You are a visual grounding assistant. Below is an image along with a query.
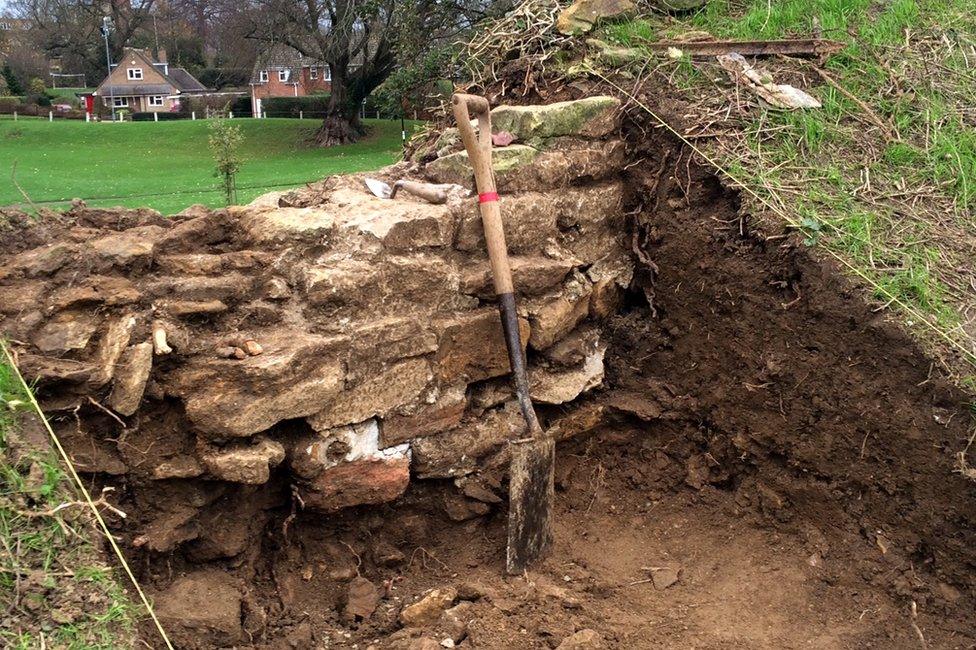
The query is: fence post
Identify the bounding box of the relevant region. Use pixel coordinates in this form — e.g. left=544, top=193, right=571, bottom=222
left=49, top=111, right=53, bottom=122
left=229, top=111, right=234, bottom=119
left=299, top=110, right=303, bottom=120
left=86, top=113, right=90, bottom=123
left=154, top=112, right=159, bottom=122
left=13, top=111, right=16, bottom=121
left=192, top=111, right=196, bottom=121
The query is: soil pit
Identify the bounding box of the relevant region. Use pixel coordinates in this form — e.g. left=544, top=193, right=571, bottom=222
left=135, top=152, right=975, bottom=649
left=2, top=98, right=975, bottom=649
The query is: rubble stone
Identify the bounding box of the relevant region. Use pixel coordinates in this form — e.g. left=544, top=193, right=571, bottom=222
left=526, top=277, right=593, bottom=350
left=90, top=315, right=137, bottom=386
left=242, top=207, right=336, bottom=245
left=33, top=311, right=98, bottom=353
left=202, top=438, right=286, bottom=484
left=531, top=344, right=606, bottom=405
left=412, top=405, right=525, bottom=478
left=90, top=226, right=163, bottom=268
left=107, top=342, right=153, bottom=416
left=427, top=145, right=539, bottom=187
left=557, top=0, right=635, bottom=34
left=155, top=571, right=243, bottom=647
left=299, top=456, right=410, bottom=511
left=381, top=384, right=468, bottom=447
left=400, top=587, right=458, bottom=627
left=460, top=257, right=576, bottom=297
left=173, top=332, right=346, bottom=437
left=308, top=357, right=432, bottom=431
left=433, top=309, right=529, bottom=384
left=556, top=628, right=604, bottom=649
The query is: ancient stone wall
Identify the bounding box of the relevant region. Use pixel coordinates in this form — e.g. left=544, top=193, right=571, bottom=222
left=0, top=97, right=633, bottom=555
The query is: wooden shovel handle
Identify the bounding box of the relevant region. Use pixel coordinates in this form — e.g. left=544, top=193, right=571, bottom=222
left=452, top=93, right=512, bottom=295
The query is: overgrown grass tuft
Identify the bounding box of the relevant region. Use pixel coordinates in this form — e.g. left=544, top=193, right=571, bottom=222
left=601, top=0, right=976, bottom=372
left=0, top=355, right=139, bottom=648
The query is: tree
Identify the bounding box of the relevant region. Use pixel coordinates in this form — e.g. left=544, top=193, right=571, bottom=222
left=209, top=116, right=243, bottom=205
left=2, top=65, right=24, bottom=96
left=254, top=0, right=494, bottom=145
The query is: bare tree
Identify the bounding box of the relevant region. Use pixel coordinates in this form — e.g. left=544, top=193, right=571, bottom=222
left=253, top=0, right=490, bottom=145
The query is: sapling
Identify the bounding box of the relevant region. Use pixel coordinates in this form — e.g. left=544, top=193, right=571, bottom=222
left=209, top=116, right=244, bottom=206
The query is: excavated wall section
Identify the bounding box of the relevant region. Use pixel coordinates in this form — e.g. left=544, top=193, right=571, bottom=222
left=0, top=97, right=634, bottom=587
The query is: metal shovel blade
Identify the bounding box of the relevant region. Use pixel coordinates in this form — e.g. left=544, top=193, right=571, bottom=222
left=506, top=436, right=555, bottom=574
left=364, top=177, right=392, bottom=199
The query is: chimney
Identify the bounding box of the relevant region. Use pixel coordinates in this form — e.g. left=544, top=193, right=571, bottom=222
left=157, top=48, right=168, bottom=64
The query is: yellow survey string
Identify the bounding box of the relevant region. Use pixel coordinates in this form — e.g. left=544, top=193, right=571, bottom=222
left=1, top=340, right=175, bottom=650
left=589, top=67, right=976, bottom=368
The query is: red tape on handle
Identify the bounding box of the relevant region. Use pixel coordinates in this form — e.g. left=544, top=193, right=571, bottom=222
left=478, top=191, right=499, bottom=204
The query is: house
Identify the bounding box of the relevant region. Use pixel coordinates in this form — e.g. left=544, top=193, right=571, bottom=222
left=93, top=48, right=207, bottom=113
left=249, top=44, right=331, bottom=117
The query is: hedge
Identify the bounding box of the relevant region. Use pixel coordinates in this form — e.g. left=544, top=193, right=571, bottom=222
left=132, top=112, right=185, bottom=121
left=262, top=95, right=331, bottom=117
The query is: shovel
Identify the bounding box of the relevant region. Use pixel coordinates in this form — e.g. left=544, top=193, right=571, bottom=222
left=363, top=177, right=454, bottom=204
left=451, top=93, right=555, bottom=575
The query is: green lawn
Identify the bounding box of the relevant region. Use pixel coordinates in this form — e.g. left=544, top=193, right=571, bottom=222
left=0, top=118, right=415, bottom=214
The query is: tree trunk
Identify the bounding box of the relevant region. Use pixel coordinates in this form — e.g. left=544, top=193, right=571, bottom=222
left=312, top=64, right=367, bottom=147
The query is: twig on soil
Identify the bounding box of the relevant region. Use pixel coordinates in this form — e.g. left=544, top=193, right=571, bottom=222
left=13, top=487, right=127, bottom=520
left=408, top=546, right=449, bottom=572
left=87, top=397, right=127, bottom=428
left=810, top=65, right=898, bottom=141
left=341, top=540, right=363, bottom=576
left=909, top=600, right=928, bottom=649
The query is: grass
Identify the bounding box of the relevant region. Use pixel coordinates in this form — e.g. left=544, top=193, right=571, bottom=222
left=600, top=0, right=976, bottom=374
left=0, top=117, right=417, bottom=215
left=0, top=356, right=140, bottom=648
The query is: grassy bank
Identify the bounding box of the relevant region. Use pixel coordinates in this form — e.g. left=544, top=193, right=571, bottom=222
left=0, top=117, right=416, bottom=214
left=599, top=0, right=976, bottom=379
left=0, top=358, right=140, bottom=648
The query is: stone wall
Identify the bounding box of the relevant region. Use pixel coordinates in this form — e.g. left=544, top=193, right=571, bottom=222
left=0, top=96, right=634, bottom=553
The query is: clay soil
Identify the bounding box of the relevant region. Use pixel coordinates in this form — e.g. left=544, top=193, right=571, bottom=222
left=128, top=134, right=976, bottom=649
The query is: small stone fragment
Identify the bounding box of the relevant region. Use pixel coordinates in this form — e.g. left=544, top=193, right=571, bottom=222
left=154, top=571, right=243, bottom=647
left=651, top=566, right=681, bottom=590
left=33, top=311, right=98, bottom=353
left=344, top=576, right=379, bottom=620
left=400, top=587, right=458, bottom=627
left=556, top=628, right=604, bottom=649
left=243, top=340, right=263, bottom=356
left=201, top=438, right=286, bottom=484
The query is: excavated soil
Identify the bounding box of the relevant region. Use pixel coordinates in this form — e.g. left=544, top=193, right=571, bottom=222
left=3, top=95, right=975, bottom=649
left=123, top=134, right=976, bottom=649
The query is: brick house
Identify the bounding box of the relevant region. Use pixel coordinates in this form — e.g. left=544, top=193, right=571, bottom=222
left=249, top=44, right=331, bottom=117
left=93, top=48, right=207, bottom=113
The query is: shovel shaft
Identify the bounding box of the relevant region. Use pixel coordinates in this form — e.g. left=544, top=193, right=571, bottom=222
left=452, top=93, right=539, bottom=431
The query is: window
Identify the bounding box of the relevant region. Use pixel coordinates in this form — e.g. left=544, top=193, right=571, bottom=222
left=148, top=95, right=164, bottom=107
left=112, top=97, right=129, bottom=107
left=127, top=68, right=143, bottom=80
left=324, top=66, right=331, bottom=81
left=278, top=69, right=289, bottom=82
left=259, top=70, right=268, bottom=83
left=309, top=67, right=318, bottom=80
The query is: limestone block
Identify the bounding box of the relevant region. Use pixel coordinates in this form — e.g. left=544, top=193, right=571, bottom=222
left=399, top=587, right=458, bottom=626
left=453, top=180, right=624, bottom=254
left=426, top=145, right=539, bottom=187
left=308, top=357, right=432, bottom=431
left=347, top=317, right=439, bottom=371
left=299, top=454, right=410, bottom=512
left=542, top=325, right=600, bottom=368
left=0, top=281, right=46, bottom=313
left=242, top=207, right=336, bottom=246
left=330, top=187, right=456, bottom=250
left=412, top=404, right=525, bottom=478
left=33, top=311, right=98, bottom=353
left=433, top=309, right=529, bottom=384
left=172, top=331, right=347, bottom=438
left=302, top=254, right=468, bottom=316
left=47, top=276, right=141, bottom=310
left=588, top=252, right=635, bottom=318
left=557, top=0, right=635, bottom=34
left=155, top=253, right=224, bottom=275
left=380, top=384, right=468, bottom=447
left=147, top=273, right=251, bottom=303
left=526, top=276, right=593, bottom=351
left=108, top=342, right=153, bottom=416
left=201, top=437, right=286, bottom=484
left=5, top=243, right=78, bottom=277
left=460, top=256, right=576, bottom=298
left=90, top=225, right=165, bottom=269
left=490, top=97, right=621, bottom=142
left=530, top=344, right=606, bottom=405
